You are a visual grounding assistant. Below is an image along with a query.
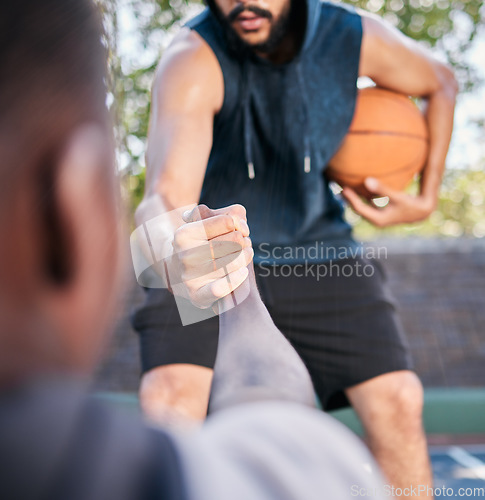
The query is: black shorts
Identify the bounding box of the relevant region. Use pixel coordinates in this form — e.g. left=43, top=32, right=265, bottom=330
left=131, top=258, right=413, bottom=411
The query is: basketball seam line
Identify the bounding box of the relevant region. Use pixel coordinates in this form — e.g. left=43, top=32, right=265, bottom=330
left=347, top=130, right=429, bottom=142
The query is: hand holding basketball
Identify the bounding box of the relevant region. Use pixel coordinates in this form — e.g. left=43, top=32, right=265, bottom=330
left=328, top=87, right=429, bottom=198
left=342, top=177, right=435, bottom=227
left=328, top=86, right=435, bottom=227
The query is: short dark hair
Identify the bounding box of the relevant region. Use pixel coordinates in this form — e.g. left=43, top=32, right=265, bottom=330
left=0, top=0, right=107, bottom=160
left=0, top=0, right=108, bottom=290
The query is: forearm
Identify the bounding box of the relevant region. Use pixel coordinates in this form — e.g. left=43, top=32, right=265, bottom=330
left=209, top=264, right=316, bottom=412
left=131, top=124, right=208, bottom=287
left=132, top=192, right=195, bottom=290
left=420, top=83, right=457, bottom=206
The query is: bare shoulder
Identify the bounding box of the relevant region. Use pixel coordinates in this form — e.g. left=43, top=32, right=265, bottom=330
left=358, top=10, right=455, bottom=94
left=358, top=10, right=417, bottom=77
left=152, top=27, right=224, bottom=114
left=359, top=10, right=405, bottom=50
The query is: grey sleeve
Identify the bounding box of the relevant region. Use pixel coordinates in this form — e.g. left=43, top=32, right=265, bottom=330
left=173, top=402, right=388, bottom=500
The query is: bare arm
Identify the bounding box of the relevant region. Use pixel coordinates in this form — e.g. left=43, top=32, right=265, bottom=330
left=139, top=204, right=315, bottom=423
left=133, top=30, right=253, bottom=305
left=139, top=28, right=222, bottom=211
left=163, top=206, right=315, bottom=414
left=210, top=263, right=316, bottom=412
left=135, top=32, right=252, bottom=423
left=343, top=13, right=458, bottom=227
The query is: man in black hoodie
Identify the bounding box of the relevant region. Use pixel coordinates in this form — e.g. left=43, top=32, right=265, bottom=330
left=0, top=1, right=387, bottom=499
left=133, top=0, right=458, bottom=494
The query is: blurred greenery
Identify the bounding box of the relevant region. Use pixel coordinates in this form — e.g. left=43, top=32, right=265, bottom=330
left=99, top=0, right=485, bottom=238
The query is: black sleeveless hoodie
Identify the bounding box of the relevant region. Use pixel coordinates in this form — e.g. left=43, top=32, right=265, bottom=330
left=186, top=0, right=363, bottom=264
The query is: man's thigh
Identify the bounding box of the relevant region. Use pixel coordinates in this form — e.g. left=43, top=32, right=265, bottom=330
left=132, top=287, right=220, bottom=374
left=256, top=259, right=414, bottom=411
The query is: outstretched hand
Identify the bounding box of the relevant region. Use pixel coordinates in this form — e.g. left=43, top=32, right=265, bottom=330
left=342, top=177, right=435, bottom=228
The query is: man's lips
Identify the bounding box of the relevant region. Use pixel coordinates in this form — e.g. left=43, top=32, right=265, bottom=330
left=235, top=13, right=266, bottom=31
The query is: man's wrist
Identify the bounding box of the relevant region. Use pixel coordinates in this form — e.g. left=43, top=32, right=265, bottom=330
left=419, top=168, right=442, bottom=213
left=418, top=192, right=437, bottom=215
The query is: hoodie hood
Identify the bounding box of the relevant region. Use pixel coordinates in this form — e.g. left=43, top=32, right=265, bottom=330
left=302, top=0, right=322, bottom=53
left=204, top=0, right=323, bottom=179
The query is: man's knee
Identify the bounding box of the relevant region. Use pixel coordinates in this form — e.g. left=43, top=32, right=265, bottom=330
left=140, top=364, right=213, bottom=422
left=370, top=371, right=424, bottom=433
left=349, top=371, right=425, bottom=435
left=388, top=371, right=424, bottom=423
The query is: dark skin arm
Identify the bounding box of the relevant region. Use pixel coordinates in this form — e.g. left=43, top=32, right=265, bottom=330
left=180, top=208, right=315, bottom=413
left=210, top=261, right=316, bottom=412
left=342, top=13, right=458, bottom=227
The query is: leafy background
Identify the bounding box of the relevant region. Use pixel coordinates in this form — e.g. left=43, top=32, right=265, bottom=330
left=97, top=0, right=485, bottom=239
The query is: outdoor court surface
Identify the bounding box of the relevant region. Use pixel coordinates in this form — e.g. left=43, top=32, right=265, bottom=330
left=430, top=445, right=485, bottom=497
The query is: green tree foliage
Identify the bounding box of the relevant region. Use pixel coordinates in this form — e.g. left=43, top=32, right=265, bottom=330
left=99, top=0, right=485, bottom=237
left=112, top=0, right=196, bottom=176
left=349, top=0, right=483, bottom=91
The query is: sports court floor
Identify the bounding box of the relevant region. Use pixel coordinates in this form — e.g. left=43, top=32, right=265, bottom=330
left=430, top=445, right=485, bottom=497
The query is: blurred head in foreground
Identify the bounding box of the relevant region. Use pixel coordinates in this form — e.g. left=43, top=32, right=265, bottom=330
left=0, top=0, right=122, bottom=387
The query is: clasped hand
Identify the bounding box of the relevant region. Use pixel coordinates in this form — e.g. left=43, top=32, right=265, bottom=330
left=169, top=204, right=254, bottom=309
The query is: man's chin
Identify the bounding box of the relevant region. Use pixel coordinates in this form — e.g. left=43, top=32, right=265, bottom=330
left=220, top=19, right=274, bottom=57
left=235, top=31, right=271, bottom=47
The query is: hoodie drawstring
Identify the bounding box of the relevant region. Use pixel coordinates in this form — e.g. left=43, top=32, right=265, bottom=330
left=242, top=60, right=313, bottom=179
left=243, top=60, right=255, bottom=179
left=296, top=61, right=312, bottom=174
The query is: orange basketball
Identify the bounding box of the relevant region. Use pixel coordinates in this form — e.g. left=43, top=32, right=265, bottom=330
left=327, top=87, right=429, bottom=197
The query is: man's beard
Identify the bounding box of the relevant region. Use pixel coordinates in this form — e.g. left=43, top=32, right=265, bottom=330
left=207, top=1, right=295, bottom=57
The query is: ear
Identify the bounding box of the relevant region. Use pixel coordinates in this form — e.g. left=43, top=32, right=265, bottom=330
left=55, top=125, right=116, bottom=283
left=40, top=124, right=123, bottom=371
